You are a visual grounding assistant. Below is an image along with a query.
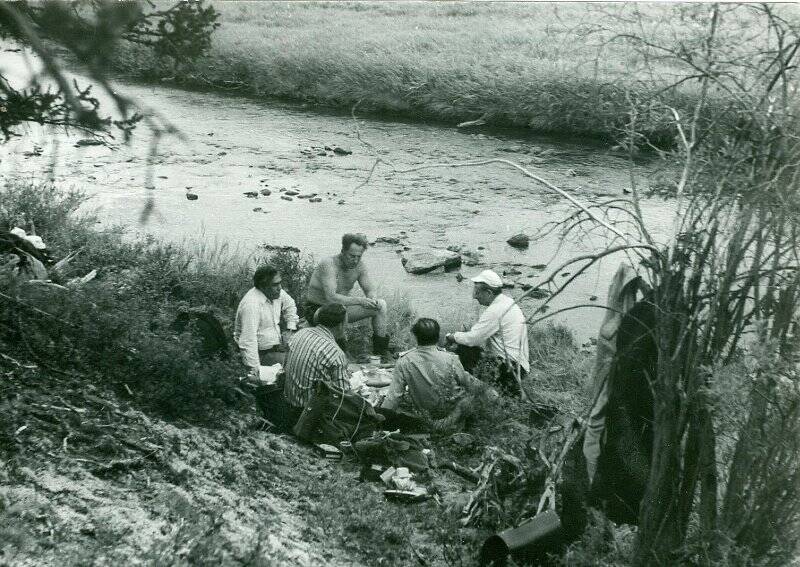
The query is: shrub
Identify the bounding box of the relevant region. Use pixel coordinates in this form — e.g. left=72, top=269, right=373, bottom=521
left=0, top=179, right=91, bottom=236
left=0, top=181, right=248, bottom=423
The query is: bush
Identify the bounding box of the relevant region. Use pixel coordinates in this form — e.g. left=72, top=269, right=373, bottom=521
left=0, top=179, right=91, bottom=236
left=0, top=181, right=250, bottom=423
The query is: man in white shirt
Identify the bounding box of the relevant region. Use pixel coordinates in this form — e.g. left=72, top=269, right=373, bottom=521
left=445, top=269, right=530, bottom=395
left=234, top=264, right=300, bottom=373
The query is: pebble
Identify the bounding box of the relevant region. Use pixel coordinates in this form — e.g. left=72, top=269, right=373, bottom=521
left=281, top=196, right=293, bottom=201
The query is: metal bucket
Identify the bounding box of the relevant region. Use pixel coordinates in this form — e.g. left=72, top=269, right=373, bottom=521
left=479, top=510, right=563, bottom=566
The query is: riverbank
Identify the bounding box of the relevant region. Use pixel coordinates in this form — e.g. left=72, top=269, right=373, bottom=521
left=1, top=180, right=604, bottom=565
left=109, top=2, right=731, bottom=146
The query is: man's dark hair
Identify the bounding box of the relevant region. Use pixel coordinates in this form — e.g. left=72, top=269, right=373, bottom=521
left=253, top=264, right=278, bottom=288
left=316, top=303, right=347, bottom=328
left=412, top=318, right=440, bottom=346
left=341, top=233, right=369, bottom=252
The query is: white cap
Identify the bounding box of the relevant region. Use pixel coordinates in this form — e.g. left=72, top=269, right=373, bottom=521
left=470, top=269, right=503, bottom=288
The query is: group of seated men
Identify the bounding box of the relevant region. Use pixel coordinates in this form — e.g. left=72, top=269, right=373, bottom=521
left=233, top=232, right=530, bottom=429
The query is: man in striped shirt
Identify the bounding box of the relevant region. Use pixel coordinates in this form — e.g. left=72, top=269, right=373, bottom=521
left=284, top=303, right=351, bottom=411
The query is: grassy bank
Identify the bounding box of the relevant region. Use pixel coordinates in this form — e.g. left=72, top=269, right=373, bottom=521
left=110, top=2, right=796, bottom=145
left=0, top=180, right=598, bottom=564
left=4, top=180, right=788, bottom=564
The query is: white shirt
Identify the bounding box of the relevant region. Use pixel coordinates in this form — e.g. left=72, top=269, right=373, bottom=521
left=453, top=293, right=530, bottom=372
left=234, top=287, right=299, bottom=369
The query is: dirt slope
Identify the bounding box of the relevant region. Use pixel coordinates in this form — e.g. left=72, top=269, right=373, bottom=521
left=1, top=369, right=368, bottom=566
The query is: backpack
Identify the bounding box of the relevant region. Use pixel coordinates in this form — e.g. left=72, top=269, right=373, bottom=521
left=292, top=381, right=385, bottom=445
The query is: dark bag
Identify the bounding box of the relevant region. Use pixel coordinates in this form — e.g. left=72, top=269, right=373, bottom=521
left=292, top=381, right=384, bottom=445
left=353, top=432, right=431, bottom=473
left=252, top=374, right=299, bottom=434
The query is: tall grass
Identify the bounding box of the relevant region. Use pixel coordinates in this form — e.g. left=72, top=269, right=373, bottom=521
left=110, top=2, right=796, bottom=144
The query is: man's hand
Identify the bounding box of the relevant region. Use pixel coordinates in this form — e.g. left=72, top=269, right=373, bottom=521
left=281, top=330, right=295, bottom=347
left=359, top=297, right=380, bottom=310
left=242, top=367, right=260, bottom=387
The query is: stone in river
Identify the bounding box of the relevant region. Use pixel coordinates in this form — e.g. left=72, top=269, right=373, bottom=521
left=332, top=146, right=352, bottom=156
left=74, top=138, right=105, bottom=147
left=243, top=191, right=259, bottom=198
left=260, top=189, right=272, bottom=196
left=376, top=236, right=401, bottom=245
left=503, top=268, right=522, bottom=276
left=253, top=207, right=263, bottom=212
left=463, top=256, right=480, bottom=267
left=186, top=192, right=198, bottom=201
left=284, top=190, right=299, bottom=196
left=401, top=249, right=462, bottom=275
left=506, top=233, right=529, bottom=249
left=281, top=196, right=293, bottom=201
left=528, top=288, right=550, bottom=299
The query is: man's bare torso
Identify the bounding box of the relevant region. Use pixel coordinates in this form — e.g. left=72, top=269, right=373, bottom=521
left=306, top=255, right=364, bottom=303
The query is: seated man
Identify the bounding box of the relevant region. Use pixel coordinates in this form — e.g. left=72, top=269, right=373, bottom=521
left=234, top=264, right=299, bottom=375
left=382, top=317, right=490, bottom=430
left=304, top=232, right=390, bottom=356
left=284, top=303, right=352, bottom=421
left=445, top=269, right=530, bottom=394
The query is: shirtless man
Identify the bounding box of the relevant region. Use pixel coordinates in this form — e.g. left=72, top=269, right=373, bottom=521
left=305, top=233, right=390, bottom=356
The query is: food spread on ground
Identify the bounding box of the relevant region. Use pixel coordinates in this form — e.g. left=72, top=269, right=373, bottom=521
left=349, top=363, right=394, bottom=406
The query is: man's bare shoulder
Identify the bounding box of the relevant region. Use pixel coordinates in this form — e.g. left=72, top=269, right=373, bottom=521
left=316, top=256, right=337, bottom=272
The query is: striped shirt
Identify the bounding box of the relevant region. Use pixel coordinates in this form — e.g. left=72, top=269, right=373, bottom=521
left=284, top=326, right=351, bottom=408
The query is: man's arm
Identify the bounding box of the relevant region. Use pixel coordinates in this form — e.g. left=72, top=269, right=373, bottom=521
left=280, top=290, right=299, bottom=330
left=327, top=355, right=352, bottom=392
left=451, top=356, right=483, bottom=391
left=357, top=264, right=377, bottom=299
left=451, top=304, right=501, bottom=347
left=235, top=300, right=261, bottom=371
left=381, top=364, right=407, bottom=410
left=318, top=259, right=370, bottom=307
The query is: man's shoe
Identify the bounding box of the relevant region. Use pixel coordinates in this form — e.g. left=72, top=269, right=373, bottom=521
left=372, top=334, right=390, bottom=356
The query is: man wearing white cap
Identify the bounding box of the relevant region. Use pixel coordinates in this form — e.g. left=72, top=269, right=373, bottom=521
left=445, top=269, right=530, bottom=394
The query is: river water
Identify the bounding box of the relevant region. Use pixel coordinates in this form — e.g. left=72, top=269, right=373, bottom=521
left=3, top=47, right=676, bottom=342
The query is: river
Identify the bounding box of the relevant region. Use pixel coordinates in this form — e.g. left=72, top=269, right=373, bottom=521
left=2, top=47, right=676, bottom=343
